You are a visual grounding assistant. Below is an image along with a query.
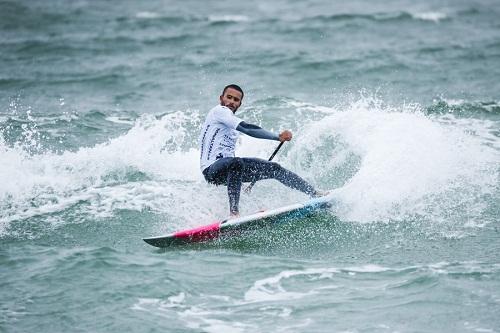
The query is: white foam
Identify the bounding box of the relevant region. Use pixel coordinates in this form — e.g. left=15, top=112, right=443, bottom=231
left=136, top=11, right=161, bottom=19
left=412, top=12, right=447, bottom=22
left=132, top=293, right=186, bottom=312
left=208, top=15, right=250, bottom=23
left=105, top=116, right=134, bottom=125
left=289, top=98, right=499, bottom=223
left=0, top=112, right=205, bottom=233
left=345, top=264, right=390, bottom=273
left=245, top=264, right=394, bottom=303
left=245, top=267, right=340, bottom=302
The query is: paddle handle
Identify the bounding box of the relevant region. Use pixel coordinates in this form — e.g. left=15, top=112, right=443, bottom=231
left=245, top=141, right=285, bottom=193
left=267, top=141, right=284, bottom=161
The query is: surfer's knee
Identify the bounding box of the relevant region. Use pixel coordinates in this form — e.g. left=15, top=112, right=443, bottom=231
left=269, top=161, right=282, bottom=172
left=229, top=157, right=244, bottom=172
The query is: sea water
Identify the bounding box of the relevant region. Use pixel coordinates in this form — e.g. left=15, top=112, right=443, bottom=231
left=1, top=0, right=499, bottom=332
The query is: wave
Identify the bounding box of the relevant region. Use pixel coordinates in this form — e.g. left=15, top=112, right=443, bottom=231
left=411, top=11, right=448, bottom=22
left=208, top=15, right=250, bottom=24
left=287, top=97, right=499, bottom=223
left=301, top=10, right=449, bottom=23
left=245, top=261, right=499, bottom=302
left=131, top=260, right=500, bottom=331
left=117, top=12, right=250, bottom=26
left=426, top=99, right=500, bottom=116
left=0, top=111, right=203, bottom=235
left=0, top=96, right=498, bottom=238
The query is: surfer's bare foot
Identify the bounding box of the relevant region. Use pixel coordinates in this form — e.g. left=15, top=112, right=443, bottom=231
left=229, top=212, right=240, bottom=219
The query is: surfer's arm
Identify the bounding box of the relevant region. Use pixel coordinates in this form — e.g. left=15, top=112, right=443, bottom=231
left=236, top=121, right=280, bottom=141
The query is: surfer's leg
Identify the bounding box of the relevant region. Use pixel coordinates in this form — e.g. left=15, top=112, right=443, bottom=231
left=203, top=157, right=243, bottom=215
left=241, top=158, right=317, bottom=196
left=226, top=158, right=244, bottom=215
left=202, top=157, right=232, bottom=185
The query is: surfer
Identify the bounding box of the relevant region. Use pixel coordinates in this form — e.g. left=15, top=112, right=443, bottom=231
left=199, top=84, right=325, bottom=218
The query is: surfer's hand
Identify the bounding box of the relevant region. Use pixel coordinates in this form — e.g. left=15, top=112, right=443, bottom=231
left=279, top=130, right=292, bottom=142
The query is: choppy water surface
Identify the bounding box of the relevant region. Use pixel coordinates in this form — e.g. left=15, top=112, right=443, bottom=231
left=1, top=0, right=499, bottom=332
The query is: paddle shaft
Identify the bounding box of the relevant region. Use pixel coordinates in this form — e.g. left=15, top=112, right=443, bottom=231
left=245, top=141, right=285, bottom=193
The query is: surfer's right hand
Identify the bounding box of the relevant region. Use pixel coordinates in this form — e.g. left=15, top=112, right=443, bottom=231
left=279, top=130, right=292, bottom=142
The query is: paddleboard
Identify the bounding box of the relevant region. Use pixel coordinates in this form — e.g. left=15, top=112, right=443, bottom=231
left=143, top=191, right=336, bottom=248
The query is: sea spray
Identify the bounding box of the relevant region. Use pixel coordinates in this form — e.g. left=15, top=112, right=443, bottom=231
left=289, top=97, right=499, bottom=225
left=1, top=97, right=498, bottom=238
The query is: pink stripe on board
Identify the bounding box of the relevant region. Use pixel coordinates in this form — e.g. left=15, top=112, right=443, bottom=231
left=174, top=222, right=221, bottom=242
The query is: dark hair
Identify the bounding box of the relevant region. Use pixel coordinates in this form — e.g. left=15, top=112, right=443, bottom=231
left=222, top=84, right=244, bottom=99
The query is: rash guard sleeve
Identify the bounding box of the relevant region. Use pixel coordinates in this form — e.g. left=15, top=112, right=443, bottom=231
left=236, top=121, right=280, bottom=141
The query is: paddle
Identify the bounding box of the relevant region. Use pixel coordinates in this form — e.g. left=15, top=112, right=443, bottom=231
left=244, top=141, right=285, bottom=194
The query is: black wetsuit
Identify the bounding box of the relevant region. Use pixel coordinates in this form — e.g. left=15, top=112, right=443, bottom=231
left=202, top=157, right=316, bottom=215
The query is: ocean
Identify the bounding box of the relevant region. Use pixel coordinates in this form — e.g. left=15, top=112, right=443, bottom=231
left=1, top=0, right=499, bottom=332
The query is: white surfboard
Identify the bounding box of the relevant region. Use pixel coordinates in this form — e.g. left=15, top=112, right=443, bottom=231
left=143, top=191, right=336, bottom=248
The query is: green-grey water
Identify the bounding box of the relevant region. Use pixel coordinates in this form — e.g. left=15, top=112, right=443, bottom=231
left=1, top=0, right=499, bottom=332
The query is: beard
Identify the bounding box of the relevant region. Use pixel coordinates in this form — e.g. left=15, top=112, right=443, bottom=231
left=221, top=101, right=239, bottom=112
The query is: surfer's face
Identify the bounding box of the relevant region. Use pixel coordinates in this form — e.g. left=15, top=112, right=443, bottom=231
left=220, top=88, right=242, bottom=112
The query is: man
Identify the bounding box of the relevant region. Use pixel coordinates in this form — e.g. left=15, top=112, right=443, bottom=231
left=199, top=84, right=324, bottom=218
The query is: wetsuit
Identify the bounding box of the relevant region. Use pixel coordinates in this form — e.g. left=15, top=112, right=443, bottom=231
left=199, top=105, right=316, bottom=215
